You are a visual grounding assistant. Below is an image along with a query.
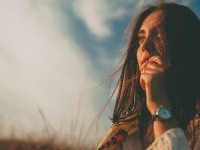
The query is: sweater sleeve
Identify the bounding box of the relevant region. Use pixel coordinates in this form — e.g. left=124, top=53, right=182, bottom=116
left=147, top=128, right=191, bottom=150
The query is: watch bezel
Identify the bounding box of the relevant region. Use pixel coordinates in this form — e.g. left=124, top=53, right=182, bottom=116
left=152, top=105, right=173, bottom=121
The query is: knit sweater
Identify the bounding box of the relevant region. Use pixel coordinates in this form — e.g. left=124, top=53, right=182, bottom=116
left=97, top=114, right=200, bottom=150
left=122, top=128, right=199, bottom=150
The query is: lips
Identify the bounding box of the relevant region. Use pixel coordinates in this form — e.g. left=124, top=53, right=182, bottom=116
left=141, top=56, right=150, bottom=66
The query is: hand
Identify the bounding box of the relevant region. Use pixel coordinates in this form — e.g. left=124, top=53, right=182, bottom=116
left=140, top=56, right=170, bottom=114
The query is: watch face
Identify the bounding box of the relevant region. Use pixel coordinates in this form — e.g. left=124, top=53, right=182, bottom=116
left=157, top=107, right=172, bottom=120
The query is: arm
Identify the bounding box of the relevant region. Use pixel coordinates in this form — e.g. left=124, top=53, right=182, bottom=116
left=140, top=56, right=179, bottom=139
left=140, top=56, right=191, bottom=149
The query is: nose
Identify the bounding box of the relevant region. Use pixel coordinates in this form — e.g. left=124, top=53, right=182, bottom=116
left=140, top=37, right=155, bottom=53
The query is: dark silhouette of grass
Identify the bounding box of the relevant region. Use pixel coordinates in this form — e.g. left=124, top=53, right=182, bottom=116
left=0, top=138, right=94, bottom=150
left=0, top=103, right=98, bottom=150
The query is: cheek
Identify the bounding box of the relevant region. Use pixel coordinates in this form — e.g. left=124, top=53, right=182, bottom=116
left=136, top=48, right=142, bottom=65
left=136, top=51, right=139, bottom=62
left=136, top=48, right=140, bottom=60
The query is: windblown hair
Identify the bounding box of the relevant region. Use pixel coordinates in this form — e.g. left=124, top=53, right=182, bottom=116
left=112, top=1, right=200, bottom=149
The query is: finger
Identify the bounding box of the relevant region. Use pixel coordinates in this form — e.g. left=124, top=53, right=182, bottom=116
left=140, top=56, right=163, bottom=70
left=140, top=68, right=163, bottom=91
left=140, top=60, right=158, bottom=71
left=141, top=67, right=166, bottom=76
left=140, top=68, right=158, bottom=74
left=146, top=62, right=160, bottom=69
left=147, top=57, right=168, bottom=71
left=139, top=70, right=155, bottom=91
left=141, top=62, right=163, bottom=73
left=140, top=56, right=167, bottom=74
left=148, top=56, right=163, bottom=65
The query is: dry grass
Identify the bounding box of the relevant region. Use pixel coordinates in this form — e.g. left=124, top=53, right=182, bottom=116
left=0, top=105, right=98, bottom=150
left=0, top=138, right=95, bottom=150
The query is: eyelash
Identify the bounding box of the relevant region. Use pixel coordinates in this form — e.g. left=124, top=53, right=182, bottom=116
left=138, top=36, right=145, bottom=44
left=138, top=33, right=161, bottom=45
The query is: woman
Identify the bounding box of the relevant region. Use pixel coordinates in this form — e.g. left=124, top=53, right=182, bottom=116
left=97, top=1, right=200, bottom=150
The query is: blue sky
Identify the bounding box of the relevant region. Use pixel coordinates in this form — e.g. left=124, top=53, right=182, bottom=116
left=0, top=0, right=199, bottom=146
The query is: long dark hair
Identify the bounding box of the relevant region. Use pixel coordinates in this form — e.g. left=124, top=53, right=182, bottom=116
left=112, top=2, right=200, bottom=149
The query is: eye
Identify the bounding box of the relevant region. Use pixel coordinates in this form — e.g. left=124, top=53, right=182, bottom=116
left=138, top=36, right=145, bottom=44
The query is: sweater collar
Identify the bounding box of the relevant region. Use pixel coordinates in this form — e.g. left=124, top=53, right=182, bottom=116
left=97, top=114, right=139, bottom=150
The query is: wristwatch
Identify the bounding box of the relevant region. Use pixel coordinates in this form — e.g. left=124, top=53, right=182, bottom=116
left=152, top=105, right=173, bottom=121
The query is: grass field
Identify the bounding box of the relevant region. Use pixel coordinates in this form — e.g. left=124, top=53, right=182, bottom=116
left=0, top=106, right=100, bottom=150
left=0, top=138, right=95, bottom=150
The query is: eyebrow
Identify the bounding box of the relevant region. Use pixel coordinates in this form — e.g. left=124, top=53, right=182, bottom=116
left=138, top=29, right=145, bottom=36
left=138, top=24, right=162, bottom=37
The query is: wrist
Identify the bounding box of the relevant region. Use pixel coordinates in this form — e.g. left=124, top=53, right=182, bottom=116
left=153, top=117, right=179, bottom=139
left=147, top=101, right=171, bottom=115
left=145, top=87, right=171, bottom=114
left=151, top=105, right=178, bottom=139
left=151, top=105, right=173, bottom=122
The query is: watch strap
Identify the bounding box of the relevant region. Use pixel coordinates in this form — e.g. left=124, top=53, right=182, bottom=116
left=151, top=105, right=173, bottom=122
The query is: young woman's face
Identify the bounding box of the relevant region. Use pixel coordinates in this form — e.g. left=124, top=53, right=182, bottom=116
left=137, top=10, right=163, bottom=71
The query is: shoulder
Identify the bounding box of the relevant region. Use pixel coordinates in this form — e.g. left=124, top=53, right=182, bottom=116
left=122, top=131, right=142, bottom=150
left=147, top=128, right=190, bottom=150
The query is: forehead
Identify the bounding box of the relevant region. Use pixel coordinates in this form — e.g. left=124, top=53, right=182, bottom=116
left=140, top=10, right=163, bottom=31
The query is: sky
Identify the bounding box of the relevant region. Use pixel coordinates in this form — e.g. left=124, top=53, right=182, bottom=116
left=0, top=0, right=199, bottom=147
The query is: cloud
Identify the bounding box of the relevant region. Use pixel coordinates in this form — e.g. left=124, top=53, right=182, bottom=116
left=174, top=0, right=194, bottom=6
left=72, top=0, right=133, bottom=38
left=0, top=0, right=100, bottom=144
